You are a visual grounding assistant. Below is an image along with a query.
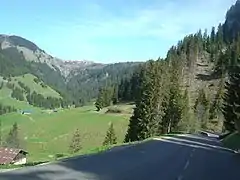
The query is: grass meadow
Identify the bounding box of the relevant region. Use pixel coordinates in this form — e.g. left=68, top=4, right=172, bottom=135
left=0, top=104, right=133, bottom=162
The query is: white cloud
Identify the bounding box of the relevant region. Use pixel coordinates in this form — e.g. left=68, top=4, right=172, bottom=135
left=40, top=0, right=237, bottom=61
left=57, top=0, right=235, bottom=39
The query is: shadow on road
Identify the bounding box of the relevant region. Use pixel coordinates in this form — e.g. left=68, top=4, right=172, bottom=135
left=0, top=135, right=238, bottom=180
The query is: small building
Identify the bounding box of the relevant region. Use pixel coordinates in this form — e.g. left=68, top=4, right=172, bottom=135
left=0, top=147, right=28, bottom=165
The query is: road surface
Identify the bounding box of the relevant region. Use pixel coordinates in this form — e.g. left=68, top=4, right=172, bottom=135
left=0, top=134, right=240, bottom=180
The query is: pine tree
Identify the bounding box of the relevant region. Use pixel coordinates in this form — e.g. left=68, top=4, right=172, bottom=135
left=216, top=23, right=224, bottom=50
left=95, top=89, right=104, bottom=111
left=162, top=86, right=182, bottom=133
left=112, top=86, right=118, bottom=105
left=124, top=64, right=152, bottom=142
left=5, top=122, right=20, bottom=148
left=210, top=26, right=216, bottom=44
left=103, top=122, right=117, bottom=146
left=194, top=89, right=210, bottom=130
left=177, top=89, right=192, bottom=133
left=162, top=55, right=184, bottom=134
left=222, top=63, right=240, bottom=133
left=124, top=61, right=166, bottom=142
left=69, top=129, right=82, bottom=154
left=209, top=77, right=225, bottom=120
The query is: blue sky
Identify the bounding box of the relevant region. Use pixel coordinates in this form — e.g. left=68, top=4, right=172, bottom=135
left=0, top=0, right=237, bottom=63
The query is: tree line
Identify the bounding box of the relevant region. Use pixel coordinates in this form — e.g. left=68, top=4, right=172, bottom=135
left=0, top=103, right=16, bottom=115
left=94, top=21, right=240, bottom=142
left=2, top=80, right=68, bottom=110
left=26, top=91, right=68, bottom=109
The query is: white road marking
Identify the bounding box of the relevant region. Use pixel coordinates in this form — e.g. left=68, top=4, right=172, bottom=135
left=184, top=160, right=190, bottom=170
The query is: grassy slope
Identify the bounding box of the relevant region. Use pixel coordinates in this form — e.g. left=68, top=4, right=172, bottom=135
left=0, top=74, right=132, bottom=162
left=0, top=105, right=131, bottom=162
left=0, top=85, right=36, bottom=110
left=11, top=74, right=61, bottom=98
left=0, top=73, right=61, bottom=109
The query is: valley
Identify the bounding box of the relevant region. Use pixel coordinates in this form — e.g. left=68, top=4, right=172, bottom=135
left=0, top=104, right=133, bottom=162
left=0, top=1, right=240, bottom=176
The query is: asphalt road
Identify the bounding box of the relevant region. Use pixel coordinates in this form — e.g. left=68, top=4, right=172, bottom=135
left=0, top=134, right=240, bottom=180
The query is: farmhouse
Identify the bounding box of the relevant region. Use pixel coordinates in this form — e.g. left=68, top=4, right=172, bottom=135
left=0, top=147, right=28, bottom=165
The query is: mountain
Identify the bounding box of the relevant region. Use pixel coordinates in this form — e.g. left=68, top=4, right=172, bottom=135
left=223, top=0, right=240, bottom=41
left=0, top=35, right=99, bottom=77
left=0, top=34, right=140, bottom=107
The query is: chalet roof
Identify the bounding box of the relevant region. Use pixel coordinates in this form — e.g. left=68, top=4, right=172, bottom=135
left=0, top=147, right=28, bottom=164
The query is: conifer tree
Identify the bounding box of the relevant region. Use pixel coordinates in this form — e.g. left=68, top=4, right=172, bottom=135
left=162, top=55, right=184, bottom=133
left=124, top=63, right=153, bottom=142
left=209, top=77, right=225, bottom=120
left=177, top=89, right=192, bottom=133
left=162, top=86, right=182, bottom=133
left=69, top=129, right=82, bottom=154
left=103, top=122, right=117, bottom=146
left=95, top=88, right=104, bottom=111
left=112, top=86, right=118, bottom=105
left=222, top=63, right=240, bottom=132
left=125, top=61, right=166, bottom=142
left=194, top=89, right=210, bottom=130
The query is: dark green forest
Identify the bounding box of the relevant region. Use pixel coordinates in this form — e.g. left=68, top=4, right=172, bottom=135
left=95, top=1, right=240, bottom=141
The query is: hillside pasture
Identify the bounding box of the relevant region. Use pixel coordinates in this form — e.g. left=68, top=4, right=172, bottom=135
left=0, top=74, right=61, bottom=110
left=12, top=74, right=61, bottom=98
left=0, top=105, right=131, bottom=162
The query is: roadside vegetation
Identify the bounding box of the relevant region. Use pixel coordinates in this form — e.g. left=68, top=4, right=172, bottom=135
left=222, top=132, right=240, bottom=150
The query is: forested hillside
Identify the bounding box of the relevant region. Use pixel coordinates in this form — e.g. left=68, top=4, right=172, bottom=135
left=95, top=0, right=240, bottom=140
left=0, top=35, right=140, bottom=107
left=0, top=73, right=66, bottom=113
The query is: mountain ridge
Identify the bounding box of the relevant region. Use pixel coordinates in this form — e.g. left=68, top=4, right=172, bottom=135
left=0, top=34, right=101, bottom=78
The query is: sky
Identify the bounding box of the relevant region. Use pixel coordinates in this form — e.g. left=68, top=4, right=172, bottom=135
left=0, top=0, right=237, bottom=63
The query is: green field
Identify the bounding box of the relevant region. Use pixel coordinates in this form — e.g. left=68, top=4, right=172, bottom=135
left=0, top=104, right=133, bottom=162
left=11, top=74, right=61, bottom=98
left=0, top=84, right=36, bottom=110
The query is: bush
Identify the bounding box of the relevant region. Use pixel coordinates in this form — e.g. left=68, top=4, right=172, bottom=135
left=219, top=132, right=232, bottom=140
left=105, top=107, right=123, bottom=114
left=222, top=132, right=240, bottom=150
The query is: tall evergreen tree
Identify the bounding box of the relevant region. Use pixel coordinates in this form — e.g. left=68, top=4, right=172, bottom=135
left=112, top=86, right=118, bottom=105
left=177, top=89, right=193, bottom=133
left=194, top=89, right=210, bottom=130
left=69, top=129, right=82, bottom=154
left=162, top=57, right=183, bottom=133
left=103, top=122, right=117, bottom=146
left=124, top=61, right=166, bottom=142
left=222, top=63, right=240, bottom=132
left=216, top=23, right=224, bottom=49
left=209, top=77, right=225, bottom=120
